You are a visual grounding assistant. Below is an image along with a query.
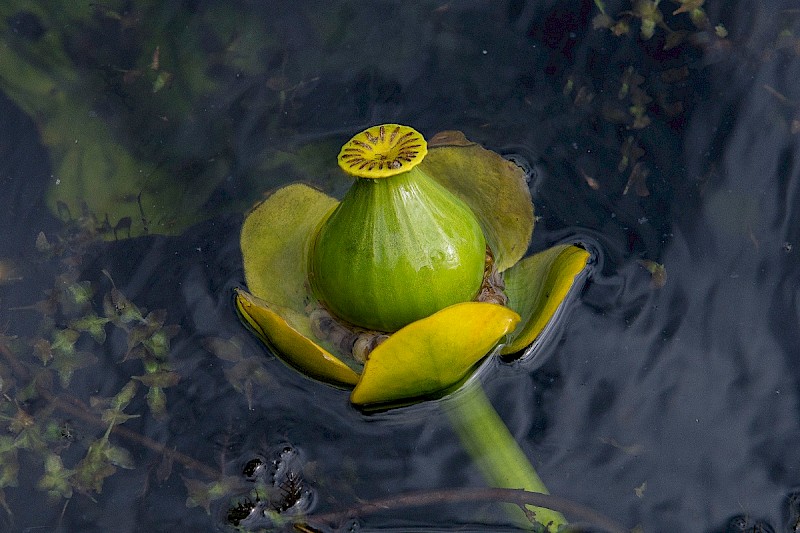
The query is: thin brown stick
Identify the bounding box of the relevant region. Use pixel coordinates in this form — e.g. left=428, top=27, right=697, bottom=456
left=304, top=487, right=628, bottom=533
left=53, top=393, right=220, bottom=479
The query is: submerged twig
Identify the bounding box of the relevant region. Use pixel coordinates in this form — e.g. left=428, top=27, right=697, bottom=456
left=302, top=487, right=628, bottom=533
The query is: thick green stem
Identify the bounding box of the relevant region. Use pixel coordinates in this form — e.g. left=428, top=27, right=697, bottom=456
left=443, top=382, right=567, bottom=531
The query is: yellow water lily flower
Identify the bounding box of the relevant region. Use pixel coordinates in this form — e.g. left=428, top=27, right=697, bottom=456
left=235, top=124, right=590, bottom=410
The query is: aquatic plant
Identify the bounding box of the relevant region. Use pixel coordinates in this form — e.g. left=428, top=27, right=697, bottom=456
left=0, top=1, right=275, bottom=238
left=236, top=124, right=591, bottom=530
left=0, top=211, right=206, bottom=528
left=0, top=126, right=619, bottom=532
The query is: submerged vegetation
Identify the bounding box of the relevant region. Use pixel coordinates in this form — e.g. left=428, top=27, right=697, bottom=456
left=0, top=0, right=798, bottom=531
left=0, top=212, right=185, bottom=514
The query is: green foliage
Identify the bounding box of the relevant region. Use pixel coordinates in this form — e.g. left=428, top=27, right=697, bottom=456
left=203, top=337, right=276, bottom=410
left=73, top=440, right=119, bottom=494
left=0, top=213, right=187, bottom=513
left=0, top=206, right=327, bottom=530
left=94, top=381, right=140, bottom=428
left=0, top=1, right=233, bottom=237
left=0, top=436, right=19, bottom=489
left=49, top=329, right=98, bottom=387
left=184, top=476, right=241, bottom=515
left=38, top=453, right=74, bottom=500
left=69, top=313, right=111, bottom=344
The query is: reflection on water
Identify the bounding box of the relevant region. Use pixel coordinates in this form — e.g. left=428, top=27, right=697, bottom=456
left=1, top=0, right=800, bottom=531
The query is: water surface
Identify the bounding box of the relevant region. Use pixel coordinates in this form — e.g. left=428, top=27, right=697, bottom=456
left=1, top=1, right=799, bottom=531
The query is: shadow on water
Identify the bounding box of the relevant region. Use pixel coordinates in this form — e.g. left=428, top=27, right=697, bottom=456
left=1, top=0, right=800, bottom=532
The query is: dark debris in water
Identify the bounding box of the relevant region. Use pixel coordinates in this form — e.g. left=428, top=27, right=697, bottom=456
left=224, top=444, right=315, bottom=529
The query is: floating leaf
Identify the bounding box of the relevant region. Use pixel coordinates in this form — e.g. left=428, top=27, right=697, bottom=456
left=235, top=290, right=359, bottom=387
left=351, top=303, right=520, bottom=408
left=113, top=217, right=132, bottom=239
left=37, top=96, right=221, bottom=238
left=421, top=131, right=534, bottom=272
left=501, top=245, right=590, bottom=355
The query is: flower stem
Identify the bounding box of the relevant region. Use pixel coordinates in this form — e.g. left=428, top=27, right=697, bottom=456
left=443, top=381, right=567, bottom=531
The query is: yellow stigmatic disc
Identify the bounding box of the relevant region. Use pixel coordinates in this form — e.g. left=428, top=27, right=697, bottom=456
left=338, top=124, right=428, bottom=178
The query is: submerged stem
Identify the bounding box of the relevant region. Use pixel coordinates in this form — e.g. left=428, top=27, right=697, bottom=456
left=443, top=381, right=567, bottom=531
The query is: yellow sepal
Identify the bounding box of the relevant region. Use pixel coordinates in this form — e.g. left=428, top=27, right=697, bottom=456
left=351, top=302, right=520, bottom=407
left=235, top=289, right=359, bottom=387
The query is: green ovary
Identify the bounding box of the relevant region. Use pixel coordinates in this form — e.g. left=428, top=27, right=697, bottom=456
left=309, top=166, right=486, bottom=332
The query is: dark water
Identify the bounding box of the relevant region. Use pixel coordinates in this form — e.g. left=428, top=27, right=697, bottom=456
left=1, top=1, right=799, bottom=531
